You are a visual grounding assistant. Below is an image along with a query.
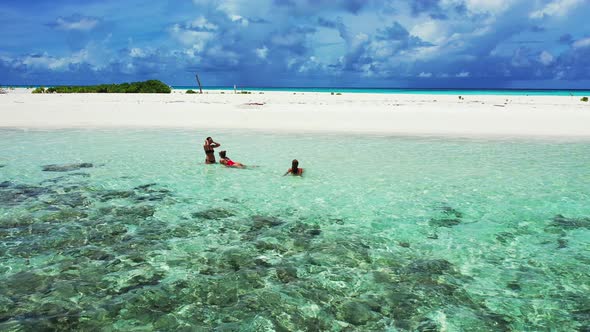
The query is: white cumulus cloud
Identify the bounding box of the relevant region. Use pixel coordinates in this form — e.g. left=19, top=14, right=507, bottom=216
left=189, top=17, right=218, bottom=31
left=539, top=51, right=554, bottom=65
left=129, top=48, right=147, bottom=58
left=255, top=46, right=268, bottom=59
left=52, top=16, right=100, bottom=31
left=230, top=15, right=249, bottom=26
left=18, top=50, right=88, bottom=71
left=530, top=0, right=583, bottom=19
left=573, top=37, right=590, bottom=49
left=169, top=23, right=215, bottom=52
left=464, top=0, right=515, bottom=14
left=411, top=21, right=448, bottom=44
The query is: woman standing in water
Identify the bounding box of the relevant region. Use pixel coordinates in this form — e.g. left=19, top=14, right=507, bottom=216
left=284, top=159, right=303, bottom=176
left=204, top=137, right=221, bottom=164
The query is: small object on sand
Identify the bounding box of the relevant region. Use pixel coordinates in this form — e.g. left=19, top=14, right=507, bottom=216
left=195, top=73, right=203, bottom=94
left=245, top=102, right=265, bottom=106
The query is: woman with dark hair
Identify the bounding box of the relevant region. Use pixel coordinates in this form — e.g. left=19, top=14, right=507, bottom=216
left=219, top=150, right=245, bottom=168
left=284, top=159, right=303, bottom=176
left=204, top=137, right=221, bottom=164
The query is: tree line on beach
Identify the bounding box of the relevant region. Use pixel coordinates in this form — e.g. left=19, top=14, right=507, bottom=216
left=31, top=80, right=171, bottom=94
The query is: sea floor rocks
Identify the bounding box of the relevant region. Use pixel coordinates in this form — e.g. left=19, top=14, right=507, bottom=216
left=337, top=301, right=377, bottom=326
left=42, top=163, right=93, bottom=172
left=99, top=204, right=156, bottom=221
left=429, top=205, right=464, bottom=228
left=192, top=208, right=235, bottom=220
left=0, top=182, right=54, bottom=206
left=43, top=191, right=92, bottom=208
left=276, top=265, right=298, bottom=283
left=550, top=214, right=590, bottom=230
left=96, top=184, right=172, bottom=204
left=251, top=215, right=284, bottom=230
left=1, top=168, right=587, bottom=330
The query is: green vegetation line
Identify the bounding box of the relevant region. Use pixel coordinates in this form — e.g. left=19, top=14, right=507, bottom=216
left=32, top=80, right=171, bottom=94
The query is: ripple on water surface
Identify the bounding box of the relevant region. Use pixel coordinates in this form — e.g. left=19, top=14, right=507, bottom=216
left=0, top=129, right=589, bottom=330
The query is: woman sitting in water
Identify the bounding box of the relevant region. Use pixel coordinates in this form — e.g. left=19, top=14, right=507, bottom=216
left=219, top=150, right=245, bottom=168
left=284, top=159, right=303, bottom=176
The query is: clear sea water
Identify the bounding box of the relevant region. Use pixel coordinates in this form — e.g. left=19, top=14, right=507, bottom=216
left=7, top=84, right=590, bottom=96
left=0, top=129, right=589, bottom=331
left=173, top=86, right=590, bottom=96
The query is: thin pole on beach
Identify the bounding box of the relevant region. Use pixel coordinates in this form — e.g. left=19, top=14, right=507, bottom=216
left=195, top=74, right=203, bottom=94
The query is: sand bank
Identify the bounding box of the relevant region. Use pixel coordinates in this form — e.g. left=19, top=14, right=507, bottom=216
left=1, top=88, right=589, bottom=138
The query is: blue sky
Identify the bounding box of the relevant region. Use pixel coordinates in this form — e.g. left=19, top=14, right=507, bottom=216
left=1, top=0, right=589, bottom=88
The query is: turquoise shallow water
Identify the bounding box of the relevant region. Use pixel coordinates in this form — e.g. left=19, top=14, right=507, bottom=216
left=0, top=129, right=589, bottom=331
left=8, top=85, right=590, bottom=96
left=173, top=86, right=590, bottom=96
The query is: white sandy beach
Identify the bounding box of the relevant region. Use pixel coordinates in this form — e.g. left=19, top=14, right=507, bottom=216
left=1, top=88, right=589, bottom=138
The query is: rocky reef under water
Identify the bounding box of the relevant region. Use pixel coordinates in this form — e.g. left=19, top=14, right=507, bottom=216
left=0, top=163, right=588, bottom=331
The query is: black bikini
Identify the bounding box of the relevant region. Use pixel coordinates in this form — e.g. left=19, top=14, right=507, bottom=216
left=205, top=149, right=215, bottom=162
